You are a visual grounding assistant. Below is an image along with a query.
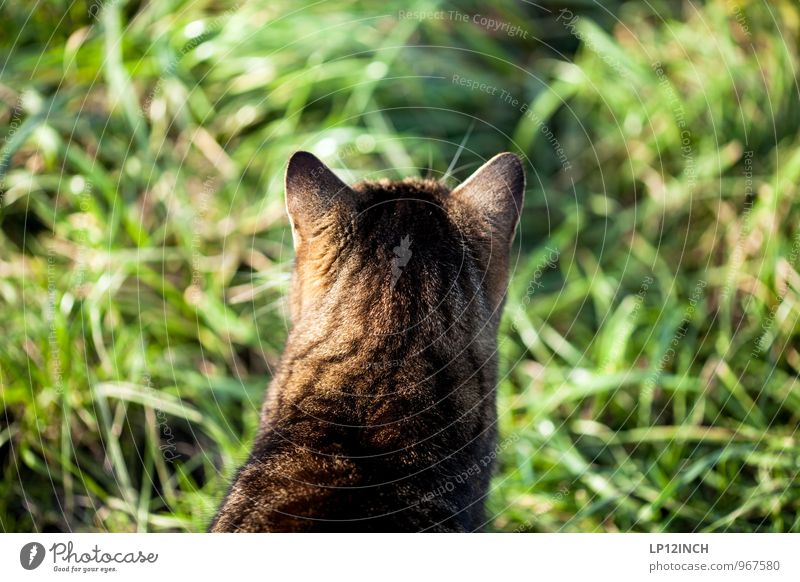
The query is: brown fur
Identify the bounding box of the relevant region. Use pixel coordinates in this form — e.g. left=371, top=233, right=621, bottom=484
left=211, top=151, right=524, bottom=532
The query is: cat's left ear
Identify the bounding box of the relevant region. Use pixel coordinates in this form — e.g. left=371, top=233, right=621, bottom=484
left=451, top=153, right=525, bottom=245
left=285, top=151, right=355, bottom=238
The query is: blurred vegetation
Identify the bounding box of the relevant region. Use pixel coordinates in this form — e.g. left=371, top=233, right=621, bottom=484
left=1, top=0, right=799, bottom=532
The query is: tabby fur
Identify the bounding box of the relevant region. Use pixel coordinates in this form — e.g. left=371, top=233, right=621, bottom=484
left=211, top=151, right=524, bottom=532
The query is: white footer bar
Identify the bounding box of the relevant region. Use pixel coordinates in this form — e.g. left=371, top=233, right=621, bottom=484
left=1, top=533, right=797, bottom=581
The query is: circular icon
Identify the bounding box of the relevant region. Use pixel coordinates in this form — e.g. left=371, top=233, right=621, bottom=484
left=20, top=542, right=46, bottom=570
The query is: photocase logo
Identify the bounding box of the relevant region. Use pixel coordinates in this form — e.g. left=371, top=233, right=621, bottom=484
left=390, top=235, right=412, bottom=288
left=20, top=542, right=46, bottom=570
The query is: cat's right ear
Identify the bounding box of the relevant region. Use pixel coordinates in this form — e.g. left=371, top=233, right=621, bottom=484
left=451, top=152, right=525, bottom=246
left=285, top=151, right=354, bottom=239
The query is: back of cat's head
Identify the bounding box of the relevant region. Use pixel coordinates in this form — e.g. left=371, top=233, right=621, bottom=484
left=284, top=151, right=524, bottom=333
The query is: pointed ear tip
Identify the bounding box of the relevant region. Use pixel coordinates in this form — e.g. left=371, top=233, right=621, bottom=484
left=284, top=150, right=352, bottom=217
left=289, top=150, right=315, bottom=160
left=493, top=152, right=524, bottom=172
left=287, top=150, right=320, bottom=171
left=285, top=151, right=329, bottom=191
left=493, top=152, right=526, bottom=195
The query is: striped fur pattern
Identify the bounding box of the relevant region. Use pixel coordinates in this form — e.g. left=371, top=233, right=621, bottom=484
left=211, top=151, right=524, bottom=532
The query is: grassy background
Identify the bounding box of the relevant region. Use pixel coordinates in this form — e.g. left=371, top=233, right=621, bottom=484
left=1, top=0, right=800, bottom=532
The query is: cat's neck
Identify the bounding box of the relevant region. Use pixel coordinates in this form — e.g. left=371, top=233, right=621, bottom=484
left=278, top=306, right=488, bottom=392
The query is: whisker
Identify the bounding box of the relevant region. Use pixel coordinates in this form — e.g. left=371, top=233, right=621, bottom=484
left=442, top=121, right=475, bottom=184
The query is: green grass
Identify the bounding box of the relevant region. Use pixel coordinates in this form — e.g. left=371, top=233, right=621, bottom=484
left=1, top=0, right=799, bottom=532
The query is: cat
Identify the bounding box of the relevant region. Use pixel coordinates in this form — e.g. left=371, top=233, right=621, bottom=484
left=211, top=150, right=524, bottom=532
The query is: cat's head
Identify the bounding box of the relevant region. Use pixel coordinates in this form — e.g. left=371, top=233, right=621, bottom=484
left=284, top=151, right=524, bottom=335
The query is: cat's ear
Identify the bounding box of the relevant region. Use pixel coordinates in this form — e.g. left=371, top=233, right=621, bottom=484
left=285, top=151, right=354, bottom=235
left=451, top=152, right=525, bottom=244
